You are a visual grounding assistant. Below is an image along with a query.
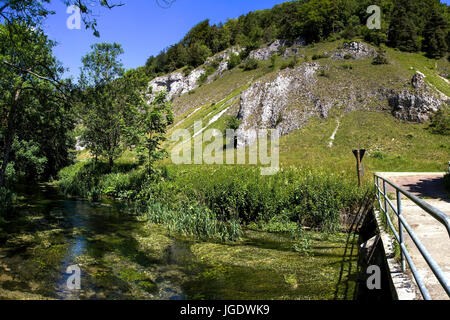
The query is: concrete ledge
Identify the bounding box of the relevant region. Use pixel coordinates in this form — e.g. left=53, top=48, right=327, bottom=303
left=376, top=172, right=446, bottom=177
left=374, top=210, right=421, bottom=300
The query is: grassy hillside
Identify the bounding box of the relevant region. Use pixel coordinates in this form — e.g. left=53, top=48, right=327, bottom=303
left=280, top=111, right=450, bottom=173
left=163, top=40, right=449, bottom=175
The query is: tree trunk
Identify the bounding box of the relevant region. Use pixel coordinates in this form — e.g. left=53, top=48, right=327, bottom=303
left=109, top=156, right=114, bottom=171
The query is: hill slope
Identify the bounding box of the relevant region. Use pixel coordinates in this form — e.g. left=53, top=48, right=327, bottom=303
left=151, top=39, right=449, bottom=173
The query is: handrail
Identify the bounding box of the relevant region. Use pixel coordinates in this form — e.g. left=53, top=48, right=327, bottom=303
left=375, top=174, right=450, bottom=237
left=374, top=174, right=450, bottom=300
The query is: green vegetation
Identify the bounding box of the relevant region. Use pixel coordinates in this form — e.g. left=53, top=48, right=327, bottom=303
left=228, top=53, right=242, bottom=70
left=428, top=105, right=450, bottom=135
left=144, top=0, right=450, bottom=79
left=243, top=57, right=259, bottom=71
left=372, top=47, right=389, bottom=65
left=58, top=161, right=368, bottom=240
left=0, top=23, right=75, bottom=190
left=78, top=43, right=173, bottom=172
left=0, top=192, right=359, bottom=300
left=312, top=54, right=329, bottom=60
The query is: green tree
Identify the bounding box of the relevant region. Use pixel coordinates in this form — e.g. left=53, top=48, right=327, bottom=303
left=0, top=23, right=73, bottom=188
left=79, top=43, right=126, bottom=169
left=187, top=43, right=212, bottom=67
left=0, top=0, right=123, bottom=36
left=423, top=9, right=449, bottom=58
left=133, top=92, right=173, bottom=174
left=388, top=6, right=420, bottom=52
left=372, top=47, right=389, bottom=64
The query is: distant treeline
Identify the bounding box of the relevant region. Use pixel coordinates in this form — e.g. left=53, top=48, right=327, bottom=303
left=144, top=0, right=449, bottom=77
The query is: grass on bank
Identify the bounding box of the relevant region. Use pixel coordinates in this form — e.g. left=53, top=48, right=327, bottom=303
left=279, top=110, right=450, bottom=173
left=57, top=161, right=369, bottom=241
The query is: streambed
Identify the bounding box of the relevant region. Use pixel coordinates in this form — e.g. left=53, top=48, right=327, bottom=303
left=0, top=184, right=357, bottom=300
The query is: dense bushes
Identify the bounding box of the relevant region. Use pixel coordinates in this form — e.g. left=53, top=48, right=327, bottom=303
left=58, top=163, right=368, bottom=237
left=243, top=57, right=259, bottom=71
left=227, top=53, right=242, bottom=70
left=58, top=161, right=144, bottom=201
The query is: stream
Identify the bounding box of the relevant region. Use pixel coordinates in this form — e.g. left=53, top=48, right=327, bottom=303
left=0, top=184, right=357, bottom=300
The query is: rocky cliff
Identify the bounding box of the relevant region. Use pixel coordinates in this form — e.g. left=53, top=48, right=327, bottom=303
left=147, top=47, right=243, bottom=102
left=236, top=63, right=322, bottom=147
left=389, top=72, right=449, bottom=122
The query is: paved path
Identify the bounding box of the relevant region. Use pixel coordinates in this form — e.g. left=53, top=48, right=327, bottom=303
left=378, top=172, right=450, bottom=300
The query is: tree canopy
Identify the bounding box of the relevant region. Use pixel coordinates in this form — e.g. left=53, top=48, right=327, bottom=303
left=144, top=0, right=450, bottom=78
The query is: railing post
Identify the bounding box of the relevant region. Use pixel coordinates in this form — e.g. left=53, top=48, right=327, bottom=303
left=397, top=189, right=405, bottom=272
left=375, top=175, right=378, bottom=195
left=383, top=180, right=388, bottom=228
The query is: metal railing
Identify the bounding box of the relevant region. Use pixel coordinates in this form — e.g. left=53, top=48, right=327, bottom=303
left=374, top=174, right=450, bottom=300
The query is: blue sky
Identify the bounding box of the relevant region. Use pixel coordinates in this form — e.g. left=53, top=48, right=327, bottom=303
left=43, top=0, right=287, bottom=79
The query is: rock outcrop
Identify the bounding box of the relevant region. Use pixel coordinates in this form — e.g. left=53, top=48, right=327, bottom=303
left=205, top=46, right=243, bottom=76
left=148, top=47, right=244, bottom=101
left=249, top=37, right=306, bottom=61
left=389, top=72, right=448, bottom=122
left=236, top=63, right=322, bottom=147
left=148, top=68, right=205, bottom=102
left=331, top=41, right=376, bottom=60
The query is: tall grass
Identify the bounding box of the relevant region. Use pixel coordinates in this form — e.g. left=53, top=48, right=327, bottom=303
left=58, top=161, right=368, bottom=240
left=137, top=165, right=367, bottom=233
left=142, top=201, right=242, bottom=241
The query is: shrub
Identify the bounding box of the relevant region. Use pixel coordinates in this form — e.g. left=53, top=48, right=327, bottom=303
left=372, top=53, right=389, bottom=65
left=137, top=166, right=367, bottom=233
left=58, top=162, right=106, bottom=201
left=280, top=56, right=298, bottom=70
left=197, top=73, right=208, bottom=85
left=243, top=57, right=259, bottom=71
left=270, top=54, right=278, bottom=69
left=428, top=106, right=450, bottom=135
left=228, top=53, right=242, bottom=70
left=142, top=200, right=242, bottom=242
left=341, top=64, right=353, bottom=70
left=224, top=116, right=241, bottom=131
left=312, top=54, right=329, bottom=60
left=370, top=151, right=388, bottom=159
left=197, top=64, right=216, bottom=85
left=183, top=65, right=194, bottom=76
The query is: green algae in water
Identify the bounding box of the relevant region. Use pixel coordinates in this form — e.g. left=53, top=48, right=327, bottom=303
left=0, top=184, right=359, bottom=300
left=183, top=230, right=358, bottom=300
